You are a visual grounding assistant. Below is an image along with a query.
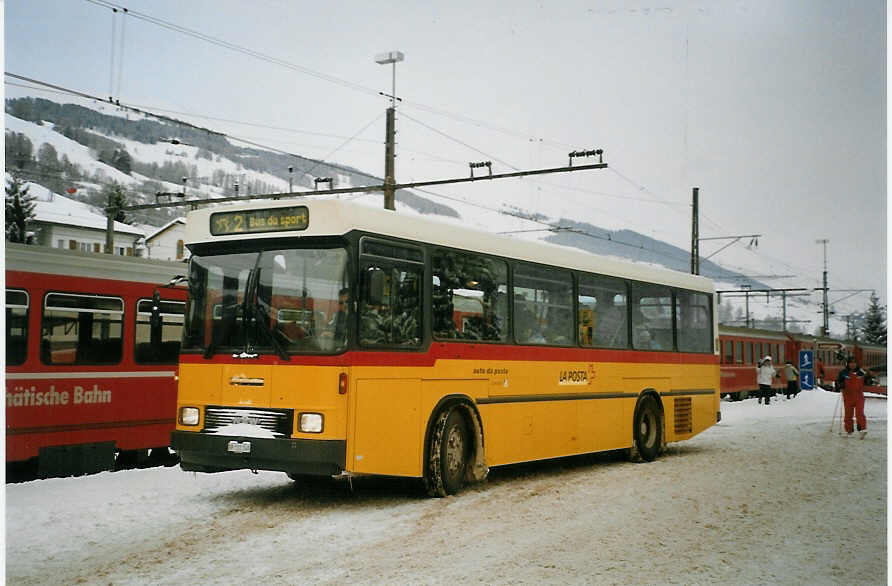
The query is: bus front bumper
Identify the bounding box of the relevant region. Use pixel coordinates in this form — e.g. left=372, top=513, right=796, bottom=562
left=171, top=431, right=346, bottom=476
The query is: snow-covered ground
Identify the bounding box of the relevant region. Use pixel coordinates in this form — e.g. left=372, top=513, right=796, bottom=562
left=5, top=390, right=886, bottom=585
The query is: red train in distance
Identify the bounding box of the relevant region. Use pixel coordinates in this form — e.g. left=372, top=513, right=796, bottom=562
left=5, top=243, right=187, bottom=479
left=718, top=325, right=886, bottom=400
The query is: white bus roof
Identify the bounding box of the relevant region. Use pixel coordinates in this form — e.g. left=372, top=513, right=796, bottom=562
left=185, top=199, right=713, bottom=293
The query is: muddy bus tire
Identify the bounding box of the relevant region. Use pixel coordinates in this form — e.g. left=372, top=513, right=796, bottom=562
left=633, top=395, right=662, bottom=462
left=425, top=408, right=470, bottom=497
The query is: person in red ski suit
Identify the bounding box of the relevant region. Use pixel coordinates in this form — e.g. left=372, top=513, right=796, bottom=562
left=836, top=357, right=868, bottom=438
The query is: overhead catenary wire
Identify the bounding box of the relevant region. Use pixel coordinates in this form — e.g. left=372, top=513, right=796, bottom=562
left=4, top=72, right=380, bottom=182
left=399, top=112, right=522, bottom=172
left=7, top=76, right=694, bottom=245
left=79, top=0, right=722, bottom=237
left=80, top=0, right=566, bottom=149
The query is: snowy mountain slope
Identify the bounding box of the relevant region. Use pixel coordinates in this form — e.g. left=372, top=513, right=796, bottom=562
left=6, top=113, right=137, bottom=186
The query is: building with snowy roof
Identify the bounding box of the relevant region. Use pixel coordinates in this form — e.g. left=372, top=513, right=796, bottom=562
left=144, top=217, right=189, bottom=261
left=23, top=180, right=145, bottom=256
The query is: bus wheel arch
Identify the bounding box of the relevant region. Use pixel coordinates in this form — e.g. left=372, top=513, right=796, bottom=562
left=630, top=390, right=664, bottom=462
left=423, top=396, right=488, bottom=497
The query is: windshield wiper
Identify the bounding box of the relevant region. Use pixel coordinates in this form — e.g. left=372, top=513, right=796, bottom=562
left=242, top=266, right=290, bottom=361
left=244, top=300, right=290, bottom=361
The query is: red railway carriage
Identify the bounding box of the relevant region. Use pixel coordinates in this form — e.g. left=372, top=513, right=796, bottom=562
left=719, top=327, right=887, bottom=399
left=717, top=326, right=790, bottom=400
left=5, top=243, right=186, bottom=478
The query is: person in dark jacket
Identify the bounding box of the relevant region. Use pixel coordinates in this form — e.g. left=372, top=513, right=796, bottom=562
left=783, top=361, right=800, bottom=399
left=837, top=357, right=868, bottom=438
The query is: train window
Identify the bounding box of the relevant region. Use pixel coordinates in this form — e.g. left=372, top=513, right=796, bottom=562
left=41, top=293, right=124, bottom=365
left=432, top=249, right=508, bottom=343
left=6, top=289, right=29, bottom=366
left=735, top=341, right=743, bottom=364
left=722, top=341, right=732, bottom=364
left=745, top=343, right=753, bottom=365
left=514, top=263, right=573, bottom=346
left=631, top=283, right=673, bottom=351
left=135, top=298, right=185, bottom=364
left=676, top=290, right=712, bottom=353
left=779, top=343, right=785, bottom=363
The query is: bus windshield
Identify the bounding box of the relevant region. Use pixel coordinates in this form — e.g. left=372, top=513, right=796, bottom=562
left=183, top=246, right=350, bottom=356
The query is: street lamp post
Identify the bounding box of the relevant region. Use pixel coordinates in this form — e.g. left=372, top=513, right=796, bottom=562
left=375, top=50, right=404, bottom=211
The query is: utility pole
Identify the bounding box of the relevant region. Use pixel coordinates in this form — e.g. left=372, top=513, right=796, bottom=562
left=376, top=51, right=404, bottom=211
left=690, top=187, right=699, bottom=275
left=384, top=108, right=396, bottom=210
left=816, top=238, right=829, bottom=336
left=105, top=200, right=114, bottom=254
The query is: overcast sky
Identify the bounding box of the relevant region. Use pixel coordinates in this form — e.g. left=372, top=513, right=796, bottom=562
left=4, top=0, right=887, bottom=315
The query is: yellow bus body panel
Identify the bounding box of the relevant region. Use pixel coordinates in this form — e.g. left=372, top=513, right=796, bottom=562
left=177, top=357, right=719, bottom=477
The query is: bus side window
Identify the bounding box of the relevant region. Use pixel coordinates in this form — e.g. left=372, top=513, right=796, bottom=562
left=6, top=289, right=29, bottom=366
left=631, top=283, right=673, bottom=351
left=514, top=264, right=573, bottom=346
left=431, top=249, right=508, bottom=343
left=578, top=274, right=628, bottom=349
left=676, top=290, right=712, bottom=353
left=41, top=293, right=124, bottom=365
left=359, top=265, right=422, bottom=347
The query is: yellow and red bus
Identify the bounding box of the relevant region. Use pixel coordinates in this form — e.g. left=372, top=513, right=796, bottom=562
left=171, top=199, right=720, bottom=495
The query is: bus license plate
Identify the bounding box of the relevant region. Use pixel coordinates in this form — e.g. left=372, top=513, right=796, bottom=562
left=227, top=441, right=251, bottom=454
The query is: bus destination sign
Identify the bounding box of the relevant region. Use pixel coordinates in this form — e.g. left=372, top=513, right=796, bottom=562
left=210, top=206, right=309, bottom=236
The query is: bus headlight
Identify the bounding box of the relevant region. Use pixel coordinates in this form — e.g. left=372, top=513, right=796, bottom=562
left=179, top=407, right=200, bottom=426
left=299, top=413, right=323, bottom=433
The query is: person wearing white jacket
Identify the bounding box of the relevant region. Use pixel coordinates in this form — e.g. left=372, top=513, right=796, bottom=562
left=757, top=356, right=779, bottom=405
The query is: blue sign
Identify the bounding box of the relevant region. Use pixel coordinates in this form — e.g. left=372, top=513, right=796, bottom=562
left=799, top=370, right=815, bottom=391
left=799, top=350, right=814, bottom=372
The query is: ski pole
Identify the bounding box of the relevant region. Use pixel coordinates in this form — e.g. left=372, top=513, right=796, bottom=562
left=830, top=393, right=842, bottom=433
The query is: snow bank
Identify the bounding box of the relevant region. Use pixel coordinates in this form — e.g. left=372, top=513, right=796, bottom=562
left=5, top=389, right=886, bottom=585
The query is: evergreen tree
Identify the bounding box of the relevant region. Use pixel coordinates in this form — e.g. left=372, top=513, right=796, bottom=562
left=5, top=132, right=34, bottom=170
left=5, top=176, right=36, bottom=243
left=860, top=293, right=887, bottom=345
left=111, top=149, right=132, bottom=175
left=37, top=142, right=59, bottom=170
left=103, top=182, right=129, bottom=223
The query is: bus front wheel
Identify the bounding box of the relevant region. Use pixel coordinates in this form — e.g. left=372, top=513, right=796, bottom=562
left=425, top=408, right=469, bottom=497
left=634, top=396, right=662, bottom=462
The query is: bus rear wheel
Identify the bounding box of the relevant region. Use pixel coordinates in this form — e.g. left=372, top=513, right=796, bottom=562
left=634, top=396, right=662, bottom=462
left=425, top=408, right=469, bottom=497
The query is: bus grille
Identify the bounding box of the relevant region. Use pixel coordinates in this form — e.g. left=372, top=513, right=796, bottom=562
left=674, top=398, right=693, bottom=434
left=203, top=407, right=293, bottom=438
